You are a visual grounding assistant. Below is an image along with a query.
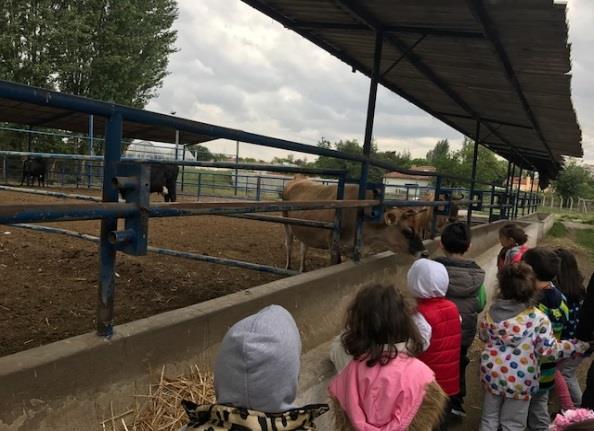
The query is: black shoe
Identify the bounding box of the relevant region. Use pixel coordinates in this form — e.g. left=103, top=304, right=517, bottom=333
left=450, top=406, right=466, bottom=418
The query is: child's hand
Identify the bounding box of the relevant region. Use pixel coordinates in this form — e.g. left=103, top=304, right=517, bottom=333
left=571, top=339, right=590, bottom=356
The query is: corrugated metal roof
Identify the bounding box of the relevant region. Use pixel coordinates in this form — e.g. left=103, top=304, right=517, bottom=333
left=0, top=97, right=215, bottom=146
left=241, top=0, right=583, bottom=180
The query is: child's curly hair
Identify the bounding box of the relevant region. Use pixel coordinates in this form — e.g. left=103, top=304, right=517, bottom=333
left=342, top=283, right=424, bottom=367
left=498, top=262, right=537, bottom=303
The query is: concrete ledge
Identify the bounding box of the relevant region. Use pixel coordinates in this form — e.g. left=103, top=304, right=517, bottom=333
left=0, top=214, right=554, bottom=430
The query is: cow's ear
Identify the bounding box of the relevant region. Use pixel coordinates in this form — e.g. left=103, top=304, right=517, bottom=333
left=384, top=211, right=398, bottom=225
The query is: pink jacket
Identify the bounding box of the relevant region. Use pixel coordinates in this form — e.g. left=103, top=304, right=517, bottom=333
left=328, top=350, right=436, bottom=431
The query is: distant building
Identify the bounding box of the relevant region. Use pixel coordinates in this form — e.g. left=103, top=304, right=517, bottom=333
left=383, top=165, right=435, bottom=188
left=510, top=176, right=535, bottom=192
left=124, top=140, right=196, bottom=161
left=383, top=165, right=435, bottom=199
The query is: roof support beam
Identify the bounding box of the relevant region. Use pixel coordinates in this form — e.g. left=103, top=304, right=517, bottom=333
left=466, top=0, right=557, bottom=164
left=292, top=21, right=485, bottom=38
left=436, top=111, right=532, bottom=130
left=335, top=0, right=536, bottom=170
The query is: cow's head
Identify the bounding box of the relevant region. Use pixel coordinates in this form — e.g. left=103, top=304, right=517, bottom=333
left=380, top=208, right=429, bottom=257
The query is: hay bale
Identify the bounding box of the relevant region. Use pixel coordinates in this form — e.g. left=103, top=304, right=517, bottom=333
left=102, top=365, right=215, bottom=431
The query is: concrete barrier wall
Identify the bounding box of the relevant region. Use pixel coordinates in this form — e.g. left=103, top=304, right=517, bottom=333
left=0, top=214, right=554, bottom=431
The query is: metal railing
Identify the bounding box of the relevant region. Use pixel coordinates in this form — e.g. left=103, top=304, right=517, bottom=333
left=0, top=79, right=542, bottom=338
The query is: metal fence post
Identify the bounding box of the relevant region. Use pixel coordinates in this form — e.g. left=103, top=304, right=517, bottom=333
left=234, top=140, right=239, bottom=196
left=331, top=174, right=346, bottom=265
left=97, top=112, right=122, bottom=337
left=60, top=166, right=65, bottom=187
left=2, top=156, right=6, bottom=184
left=488, top=184, right=495, bottom=222
left=88, top=114, right=94, bottom=188
left=197, top=172, right=202, bottom=200
left=430, top=175, right=442, bottom=238
left=256, top=176, right=262, bottom=201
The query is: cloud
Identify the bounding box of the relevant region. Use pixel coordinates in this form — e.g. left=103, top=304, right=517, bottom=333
left=147, top=0, right=594, bottom=164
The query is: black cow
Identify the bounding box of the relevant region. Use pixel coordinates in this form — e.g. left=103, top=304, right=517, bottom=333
left=21, top=157, right=47, bottom=187
left=150, top=164, right=178, bottom=202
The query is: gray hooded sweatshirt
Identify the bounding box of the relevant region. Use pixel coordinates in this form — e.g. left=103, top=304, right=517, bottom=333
left=214, top=305, right=301, bottom=413
left=434, top=256, right=486, bottom=346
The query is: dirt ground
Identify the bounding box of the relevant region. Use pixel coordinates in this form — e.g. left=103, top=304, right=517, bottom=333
left=0, top=188, right=328, bottom=357
left=449, top=228, right=594, bottom=430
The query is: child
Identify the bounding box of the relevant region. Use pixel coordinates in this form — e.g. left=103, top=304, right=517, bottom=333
left=179, top=305, right=329, bottom=430
left=408, top=258, right=461, bottom=430
left=478, top=263, right=588, bottom=431
left=497, top=223, right=529, bottom=271
left=329, top=283, right=448, bottom=431
left=554, top=248, right=587, bottom=407
left=522, top=248, right=571, bottom=431
left=550, top=408, right=594, bottom=430
left=576, top=272, right=594, bottom=409
left=435, top=222, right=486, bottom=418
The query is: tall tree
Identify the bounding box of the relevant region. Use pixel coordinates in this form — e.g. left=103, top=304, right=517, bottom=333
left=0, top=0, right=178, bottom=152
left=553, top=160, right=594, bottom=204
left=51, top=0, right=178, bottom=107
left=426, top=139, right=451, bottom=162
left=456, top=137, right=507, bottom=187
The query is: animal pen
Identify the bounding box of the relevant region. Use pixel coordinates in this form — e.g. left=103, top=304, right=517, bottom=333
left=0, top=0, right=582, bottom=342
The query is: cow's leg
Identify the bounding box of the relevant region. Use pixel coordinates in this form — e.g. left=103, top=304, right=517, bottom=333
left=299, top=242, right=308, bottom=273
left=284, top=224, right=293, bottom=270
left=169, top=184, right=176, bottom=202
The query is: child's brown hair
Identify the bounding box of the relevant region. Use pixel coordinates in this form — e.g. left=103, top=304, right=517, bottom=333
left=498, top=262, right=537, bottom=303
left=499, top=223, right=528, bottom=245
left=342, top=283, right=423, bottom=367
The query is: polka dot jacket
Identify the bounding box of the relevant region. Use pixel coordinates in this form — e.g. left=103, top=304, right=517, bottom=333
left=478, top=306, right=589, bottom=400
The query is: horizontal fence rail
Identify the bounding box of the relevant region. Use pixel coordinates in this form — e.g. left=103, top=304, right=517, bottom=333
left=0, top=79, right=543, bottom=338
left=11, top=223, right=298, bottom=276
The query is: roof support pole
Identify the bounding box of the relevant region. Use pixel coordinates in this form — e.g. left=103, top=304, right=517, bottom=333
left=354, top=30, right=383, bottom=262
left=507, top=162, right=516, bottom=220
left=505, top=160, right=516, bottom=220
left=514, top=168, right=523, bottom=219
left=97, top=112, right=122, bottom=337
left=467, top=121, right=481, bottom=225
left=503, top=159, right=511, bottom=219
left=527, top=171, right=535, bottom=215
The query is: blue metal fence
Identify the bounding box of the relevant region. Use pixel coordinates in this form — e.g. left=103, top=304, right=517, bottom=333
left=0, top=80, right=542, bottom=337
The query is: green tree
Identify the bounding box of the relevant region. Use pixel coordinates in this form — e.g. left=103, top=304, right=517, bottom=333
left=426, top=139, right=450, bottom=163
left=0, top=0, right=178, bottom=153
left=424, top=139, right=460, bottom=185
left=455, top=137, right=507, bottom=187
left=190, top=144, right=213, bottom=161
left=553, top=160, right=594, bottom=204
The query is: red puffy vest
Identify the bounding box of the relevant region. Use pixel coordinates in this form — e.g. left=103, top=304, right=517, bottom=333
left=417, top=298, right=461, bottom=396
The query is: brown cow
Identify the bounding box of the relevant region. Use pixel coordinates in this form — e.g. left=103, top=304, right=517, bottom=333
left=282, top=176, right=428, bottom=271
left=413, top=191, right=462, bottom=239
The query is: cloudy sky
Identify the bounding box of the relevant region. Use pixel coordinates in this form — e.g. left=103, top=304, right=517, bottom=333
left=147, top=0, right=594, bottom=164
